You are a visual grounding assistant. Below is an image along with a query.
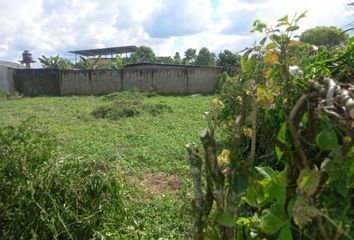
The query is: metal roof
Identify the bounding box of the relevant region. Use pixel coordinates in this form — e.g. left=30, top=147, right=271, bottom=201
left=68, top=46, right=138, bottom=57
left=125, top=62, right=223, bottom=69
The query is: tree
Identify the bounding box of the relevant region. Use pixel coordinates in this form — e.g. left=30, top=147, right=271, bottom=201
left=173, top=52, right=182, bottom=64
left=217, top=50, right=241, bottom=76
left=155, top=56, right=174, bottom=64
left=39, top=55, right=73, bottom=69
left=182, top=48, right=197, bottom=64
left=195, top=47, right=216, bottom=66
left=129, top=46, right=156, bottom=63
left=74, top=56, right=102, bottom=70
left=299, top=26, right=349, bottom=47
left=108, top=55, right=123, bottom=69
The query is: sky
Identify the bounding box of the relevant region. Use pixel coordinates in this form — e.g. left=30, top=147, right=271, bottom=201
left=0, top=0, right=353, bottom=64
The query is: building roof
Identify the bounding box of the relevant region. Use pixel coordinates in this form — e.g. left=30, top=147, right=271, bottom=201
left=68, top=46, right=138, bottom=57
left=0, top=60, right=25, bottom=69
left=125, top=62, right=223, bottom=69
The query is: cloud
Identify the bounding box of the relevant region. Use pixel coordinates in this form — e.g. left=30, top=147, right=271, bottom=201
left=144, top=0, right=213, bottom=38
left=217, top=0, right=354, bottom=35
left=0, top=0, right=352, bottom=63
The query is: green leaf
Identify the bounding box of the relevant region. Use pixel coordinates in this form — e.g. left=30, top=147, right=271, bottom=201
left=251, top=19, right=267, bottom=32
left=270, top=34, right=282, bottom=45
left=241, top=48, right=253, bottom=71
left=236, top=217, right=251, bottom=226
left=277, top=15, right=288, bottom=23
left=287, top=198, right=295, bottom=217
left=256, top=166, right=276, bottom=179
left=286, top=26, right=300, bottom=32
left=297, top=169, right=320, bottom=197
left=277, top=222, right=292, bottom=240
left=235, top=174, right=248, bottom=193
left=276, top=22, right=289, bottom=27
left=295, top=11, right=308, bottom=22
left=260, top=36, right=267, bottom=46
left=293, top=196, right=320, bottom=228
left=261, top=204, right=288, bottom=235
left=271, top=174, right=286, bottom=205
left=335, top=173, right=349, bottom=197
left=277, top=122, right=287, bottom=144
left=275, top=145, right=284, bottom=161
left=216, top=212, right=235, bottom=227
left=316, top=130, right=338, bottom=150
left=266, top=42, right=277, bottom=50
left=243, top=184, right=258, bottom=207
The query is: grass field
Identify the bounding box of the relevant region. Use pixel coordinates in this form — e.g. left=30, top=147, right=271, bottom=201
left=0, top=92, right=212, bottom=239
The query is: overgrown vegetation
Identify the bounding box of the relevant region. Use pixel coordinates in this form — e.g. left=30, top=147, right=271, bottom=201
left=91, top=90, right=172, bottom=120
left=0, top=122, right=125, bottom=239
left=0, top=93, right=213, bottom=239
left=187, top=12, right=353, bottom=240
left=1, top=9, right=353, bottom=240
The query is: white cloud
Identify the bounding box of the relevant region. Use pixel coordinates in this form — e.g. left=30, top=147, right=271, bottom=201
left=144, top=0, right=213, bottom=38
left=0, top=0, right=352, bottom=64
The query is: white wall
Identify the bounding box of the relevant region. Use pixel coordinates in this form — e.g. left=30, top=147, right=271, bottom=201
left=0, top=61, right=24, bottom=93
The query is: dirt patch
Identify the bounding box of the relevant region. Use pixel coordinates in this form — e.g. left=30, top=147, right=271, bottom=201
left=124, top=170, right=182, bottom=195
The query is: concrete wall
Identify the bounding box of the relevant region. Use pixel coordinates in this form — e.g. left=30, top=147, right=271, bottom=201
left=188, top=67, right=221, bottom=94
left=60, top=70, right=122, bottom=95
left=15, top=69, right=60, bottom=96
left=0, top=61, right=25, bottom=94
left=0, top=66, right=13, bottom=93
left=154, top=68, right=188, bottom=95
left=14, top=64, right=222, bottom=96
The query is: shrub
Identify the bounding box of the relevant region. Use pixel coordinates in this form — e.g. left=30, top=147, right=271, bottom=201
left=92, top=90, right=172, bottom=120
left=0, top=122, right=125, bottom=239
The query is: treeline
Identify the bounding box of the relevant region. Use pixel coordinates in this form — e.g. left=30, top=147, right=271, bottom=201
left=38, top=46, right=241, bottom=72
left=38, top=25, right=349, bottom=75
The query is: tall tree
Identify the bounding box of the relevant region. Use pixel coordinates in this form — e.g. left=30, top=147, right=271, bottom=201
left=173, top=52, right=182, bottom=64
left=217, top=50, right=241, bottom=76
left=183, top=48, right=197, bottom=64
left=195, top=47, right=216, bottom=66
left=130, top=46, right=156, bottom=63
left=299, top=26, right=349, bottom=47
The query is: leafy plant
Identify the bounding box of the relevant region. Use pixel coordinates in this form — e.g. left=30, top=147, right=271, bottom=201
left=0, top=122, right=125, bottom=239
left=187, top=12, right=354, bottom=240
left=39, top=55, right=73, bottom=69
left=108, top=55, right=124, bottom=69
left=74, top=56, right=102, bottom=70
left=92, top=90, right=172, bottom=120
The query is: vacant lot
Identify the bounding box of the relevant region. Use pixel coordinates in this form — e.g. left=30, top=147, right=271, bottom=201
left=0, top=92, right=212, bottom=239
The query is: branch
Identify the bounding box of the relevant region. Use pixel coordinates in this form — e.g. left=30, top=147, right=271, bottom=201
left=247, top=88, right=257, bottom=168
left=200, top=128, right=224, bottom=211
left=287, top=92, right=318, bottom=169
left=186, top=144, right=204, bottom=210
left=186, top=144, right=204, bottom=240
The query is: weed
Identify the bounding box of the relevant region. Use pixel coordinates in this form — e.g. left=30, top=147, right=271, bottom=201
left=92, top=91, right=173, bottom=120
left=0, top=94, right=212, bottom=239
left=0, top=122, right=125, bottom=239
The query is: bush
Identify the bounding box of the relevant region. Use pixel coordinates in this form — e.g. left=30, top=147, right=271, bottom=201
left=92, top=103, right=141, bottom=120
left=0, top=122, right=125, bottom=239
left=92, top=90, right=172, bottom=120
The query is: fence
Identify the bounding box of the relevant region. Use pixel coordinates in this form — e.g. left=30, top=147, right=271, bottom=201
left=13, top=63, right=222, bottom=96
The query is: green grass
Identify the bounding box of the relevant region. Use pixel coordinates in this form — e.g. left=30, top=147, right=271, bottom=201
left=0, top=92, right=212, bottom=239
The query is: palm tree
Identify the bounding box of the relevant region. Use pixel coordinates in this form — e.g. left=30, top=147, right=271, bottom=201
left=38, top=55, right=73, bottom=69
left=74, top=56, right=102, bottom=70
